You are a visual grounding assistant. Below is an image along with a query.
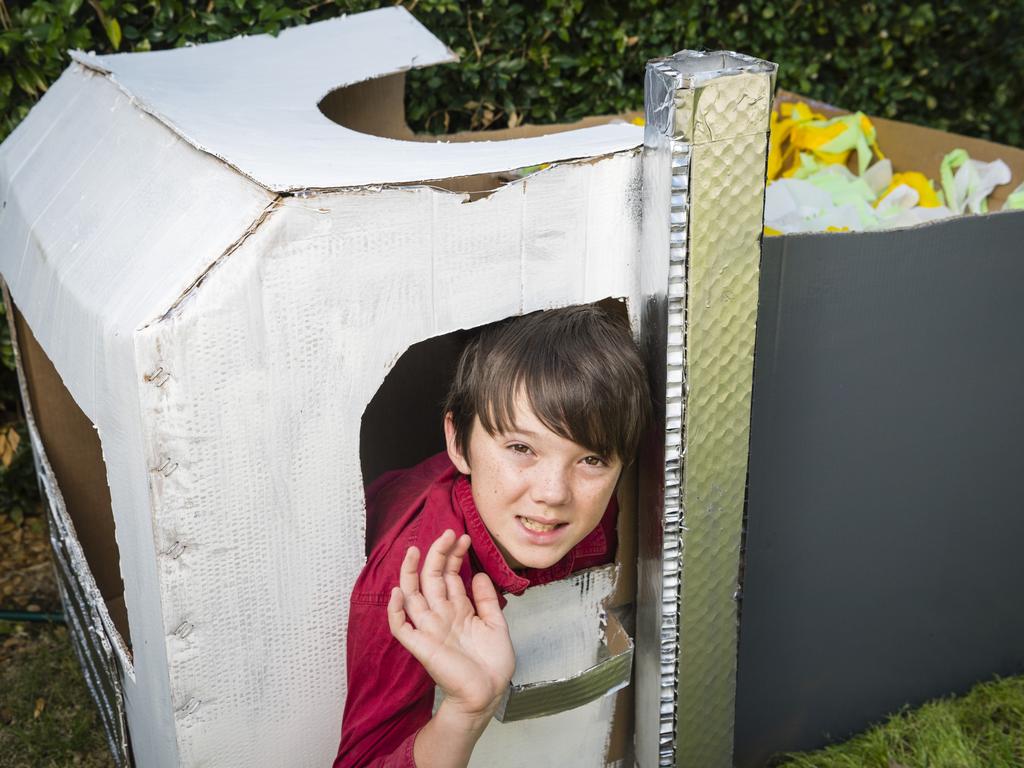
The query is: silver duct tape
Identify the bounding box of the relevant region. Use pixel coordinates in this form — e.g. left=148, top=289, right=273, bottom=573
left=635, top=60, right=681, bottom=768
left=52, top=548, right=128, bottom=763
left=640, top=52, right=776, bottom=768
left=667, top=52, right=775, bottom=143
left=2, top=284, right=132, bottom=768
left=494, top=618, right=634, bottom=723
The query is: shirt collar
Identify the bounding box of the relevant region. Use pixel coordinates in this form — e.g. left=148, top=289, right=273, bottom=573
left=451, top=473, right=608, bottom=596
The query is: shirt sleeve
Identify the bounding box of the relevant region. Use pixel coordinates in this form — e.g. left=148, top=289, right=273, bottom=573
left=334, top=597, right=435, bottom=768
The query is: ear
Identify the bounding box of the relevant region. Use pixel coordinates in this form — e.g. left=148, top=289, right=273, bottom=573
left=444, top=412, right=472, bottom=475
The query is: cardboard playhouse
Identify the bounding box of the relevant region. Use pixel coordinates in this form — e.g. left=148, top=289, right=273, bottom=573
left=1, top=5, right=1023, bottom=768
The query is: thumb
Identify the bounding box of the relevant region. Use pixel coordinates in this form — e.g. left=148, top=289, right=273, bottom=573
left=471, top=573, right=505, bottom=626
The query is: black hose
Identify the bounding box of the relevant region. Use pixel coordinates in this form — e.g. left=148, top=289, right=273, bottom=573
left=0, top=609, right=64, bottom=623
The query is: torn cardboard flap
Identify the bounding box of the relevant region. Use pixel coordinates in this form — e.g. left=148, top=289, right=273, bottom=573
left=495, top=611, right=633, bottom=723
left=69, top=7, right=643, bottom=191
left=466, top=565, right=630, bottom=766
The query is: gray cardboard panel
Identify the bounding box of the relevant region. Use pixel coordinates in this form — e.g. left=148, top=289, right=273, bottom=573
left=735, top=210, right=1024, bottom=767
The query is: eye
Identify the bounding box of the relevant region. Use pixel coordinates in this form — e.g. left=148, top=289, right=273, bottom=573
left=508, top=443, right=533, bottom=456
left=581, top=455, right=607, bottom=467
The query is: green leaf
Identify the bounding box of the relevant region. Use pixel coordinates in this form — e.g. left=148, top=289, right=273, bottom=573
left=104, top=17, right=122, bottom=50
left=13, top=67, right=38, bottom=96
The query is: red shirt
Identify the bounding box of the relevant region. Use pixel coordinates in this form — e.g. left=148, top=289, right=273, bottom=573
left=335, top=452, right=617, bottom=768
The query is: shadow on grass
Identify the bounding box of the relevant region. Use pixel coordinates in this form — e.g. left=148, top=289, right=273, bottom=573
left=0, top=620, right=113, bottom=768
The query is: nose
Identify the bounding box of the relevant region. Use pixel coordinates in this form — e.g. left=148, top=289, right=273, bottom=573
left=530, top=462, right=572, bottom=507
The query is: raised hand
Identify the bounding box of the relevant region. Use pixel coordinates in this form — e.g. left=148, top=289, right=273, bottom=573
left=387, top=529, right=516, bottom=719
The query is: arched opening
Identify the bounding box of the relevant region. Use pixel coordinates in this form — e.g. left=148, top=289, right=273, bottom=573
left=356, top=299, right=640, bottom=762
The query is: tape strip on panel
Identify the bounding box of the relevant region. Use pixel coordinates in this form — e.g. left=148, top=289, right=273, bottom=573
left=495, top=613, right=634, bottom=723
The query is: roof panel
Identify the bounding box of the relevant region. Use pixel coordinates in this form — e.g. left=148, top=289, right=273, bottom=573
left=70, top=7, right=643, bottom=191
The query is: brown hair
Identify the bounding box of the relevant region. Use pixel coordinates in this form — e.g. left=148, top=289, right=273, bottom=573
left=444, top=304, right=651, bottom=464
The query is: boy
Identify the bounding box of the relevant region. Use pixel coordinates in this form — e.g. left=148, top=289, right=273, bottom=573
left=336, top=304, right=650, bottom=768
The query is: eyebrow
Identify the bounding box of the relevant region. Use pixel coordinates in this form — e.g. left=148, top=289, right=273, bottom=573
left=504, top=426, right=612, bottom=458
left=505, top=426, right=540, bottom=438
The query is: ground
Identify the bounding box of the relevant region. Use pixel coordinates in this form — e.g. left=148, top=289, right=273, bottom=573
left=1, top=505, right=1022, bottom=767
left=0, top=510, right=113, bottom=767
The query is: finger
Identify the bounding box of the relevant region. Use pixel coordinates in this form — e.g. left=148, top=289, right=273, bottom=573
left=399, top=545, right=421, bottom=595
left=444, top=534, right=471, bottom=575
left=443, top=534, right=471, bottom=606
left=420, top=529, right=456, bottom=606
left=387, top=587, right=426, bottom=656
left=386, top=587, right=412, bottom=641
left=398, top=546, right=429, bottom=620
left=471, top=573, right=506, bottom=627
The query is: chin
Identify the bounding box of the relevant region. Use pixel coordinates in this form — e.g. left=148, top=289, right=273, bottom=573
left=514, top=549, right=567, bottom=570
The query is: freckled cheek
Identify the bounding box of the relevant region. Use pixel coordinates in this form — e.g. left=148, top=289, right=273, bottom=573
left=581, top=482, right=615, bottom=518
left=488, top=466, right=527, bottom=501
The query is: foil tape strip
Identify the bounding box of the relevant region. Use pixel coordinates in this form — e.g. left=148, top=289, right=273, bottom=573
left=2, top=283, right=133, bottom=768
left=31, top=403, right=132, bottom=768
left=494, top=615, right=634, bottom=723
left=52, top=539, right=127, bottom=762
left=641, top=52, right=776, bottom=768
left=636, top=58, right=682, bottom=768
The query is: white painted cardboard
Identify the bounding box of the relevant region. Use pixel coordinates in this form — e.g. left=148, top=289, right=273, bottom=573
left=0, top=8, right=645, bottom=766
left=69, top=6, right=641, bottom=191
left=0, top=63, right=275, bottom=767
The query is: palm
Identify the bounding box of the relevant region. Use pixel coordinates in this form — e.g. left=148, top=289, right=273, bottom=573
left=388, top=530, right=515, bottom=716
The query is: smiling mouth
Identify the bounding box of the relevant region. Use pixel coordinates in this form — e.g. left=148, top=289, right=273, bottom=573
left=518, top=516, right=568, bottom=533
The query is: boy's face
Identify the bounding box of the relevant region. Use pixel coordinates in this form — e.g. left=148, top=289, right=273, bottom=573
left=444, top=395, right=622, bottom=571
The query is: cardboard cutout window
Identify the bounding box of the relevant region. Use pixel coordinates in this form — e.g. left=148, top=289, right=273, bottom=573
left=10, top=303, right=130, bottom=648
left=355, top=300, right=638, bottom=765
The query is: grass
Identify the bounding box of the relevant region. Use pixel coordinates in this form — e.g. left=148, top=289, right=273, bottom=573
left=0, top=620, right=113, bottom=768
left=773, top=675, right=1024, bottom=768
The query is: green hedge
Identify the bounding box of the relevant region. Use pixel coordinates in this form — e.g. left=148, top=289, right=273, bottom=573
left=1, top=1, right=1022, bottom=145
left=0, top=0, right=1021, bottom=518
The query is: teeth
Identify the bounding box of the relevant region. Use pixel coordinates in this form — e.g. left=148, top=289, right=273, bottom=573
left=520, top=517, right=559, bottom=532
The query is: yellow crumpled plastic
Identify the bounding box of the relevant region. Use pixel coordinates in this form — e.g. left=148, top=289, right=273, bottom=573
left=876, top=171, right=942, bottom=208
left=769, top=102, right=885, bottom=180
left=768, top=102, right=823, bottom=180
